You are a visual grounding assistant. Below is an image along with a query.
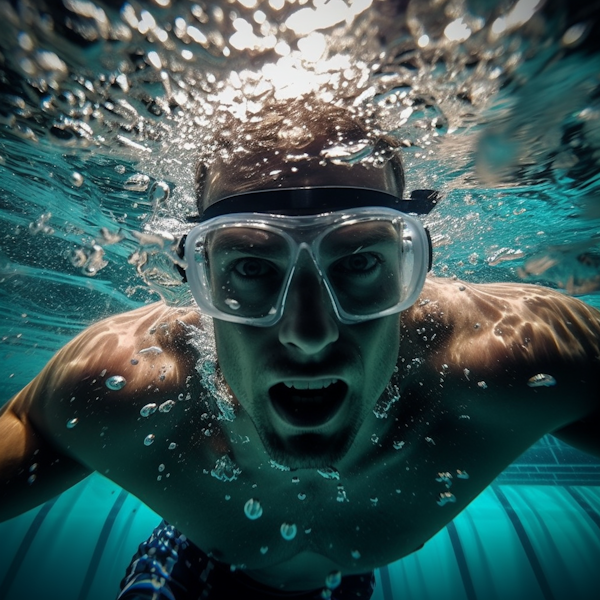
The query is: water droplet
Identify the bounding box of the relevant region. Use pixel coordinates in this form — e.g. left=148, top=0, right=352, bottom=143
left=106, top=375, right=127, bottom=391
left=211, top=455, right=241, bottom=482
left=149, top=180, right=170, bottom=204
left=260, top=546, right=269, bottom=554
left=140, top=403, right=158, bottom=417
left=144, top=434, right=155, bottom=446
left=473, top=322, right=480, bottom=329
left=317, top=467, right=339, bottom=480
left=131, top=359, right=139, bottom=365
left=527, top=373, right=556, bottom=388
left=458, top=285, right=466, bottom=291
left=66, top=418, right=79, bottom=429
left=280, top=522, right=297, bottom=540
left=158, top=464, right=165, bottom=472
left=244, top=498, right=263, bottom=520
left=168, top=442, right=177, bottom=450
left=477, top=381, right=487, bottom=389
left=325, top=571, right=342, bottom=590
left=159, top=400, right=175, bottom=413
left=437, top=492, right=456, bottom=506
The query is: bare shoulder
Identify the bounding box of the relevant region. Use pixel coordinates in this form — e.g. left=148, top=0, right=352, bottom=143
left=404, top=276, right=600, bottom=370
left=13, top=302, right=206, bottom=428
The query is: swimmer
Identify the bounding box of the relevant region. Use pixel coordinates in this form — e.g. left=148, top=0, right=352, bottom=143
left=1, top=99, right=599, bottom=600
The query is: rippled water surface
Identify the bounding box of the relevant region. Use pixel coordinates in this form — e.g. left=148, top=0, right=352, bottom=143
left=1, top=0, right=599, bottom=402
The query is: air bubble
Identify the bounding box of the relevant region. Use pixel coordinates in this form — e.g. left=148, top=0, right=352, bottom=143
left=244, top=498, right=263, bottom=520
left=280, top=522, right=297, bottom=540
left=224, top=298, right=241, bottom=310
left=158, top=464, right=165, bottom=472
left=527, top=373, right=556, bottom=388
left=149, top=180, right=170, bottom=204
left=138, top=346, right=163, bottom=355
left=260, top=546, right=269, bottom=554
left=317, top=467, right=339, bottom=480
left=351, top=549, right=361, bottom=559
left=211, top=455, right=241, bottom=482
left=168, top=442, right=177, bottom=450
left=66, top=418, right=79, bottom=429
left=124, top=173, right=150, bottom=191
left=28, top=474, right=36, bottom=484
left=159, top=400, right=175, bottom=413
left=477, top=381, right=487, bottom=389
left=325, top=571, right=342, bottom=590
left=106, top=375, right=127, bottom=390
left=437, top=492, right=456, bottom=506
left=393, top=440, right=405, bottom=450
left=144, top=434, right=155, bottom=446
left=140, top=403, right=158, bottom=417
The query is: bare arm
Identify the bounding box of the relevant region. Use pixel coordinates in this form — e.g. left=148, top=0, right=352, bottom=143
left=0, top=381, right=92, bottom=522
left=0, top=301, right=201, bottom=522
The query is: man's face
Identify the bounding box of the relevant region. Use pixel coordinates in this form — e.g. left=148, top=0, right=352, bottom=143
left=209, top=162, right=402, bottom=468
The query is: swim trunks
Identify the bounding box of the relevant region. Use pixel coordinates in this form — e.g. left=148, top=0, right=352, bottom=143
left=117, top=520, right=375, bottom=600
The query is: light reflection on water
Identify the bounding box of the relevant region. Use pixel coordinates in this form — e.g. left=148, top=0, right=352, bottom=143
left=0, top=0, right=599, bottom=403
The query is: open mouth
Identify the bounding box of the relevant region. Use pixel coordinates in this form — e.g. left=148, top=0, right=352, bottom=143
left=269, top=379, right=348, bottom=428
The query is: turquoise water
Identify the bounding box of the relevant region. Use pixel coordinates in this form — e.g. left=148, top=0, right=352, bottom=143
left=1, top=0, right=600, bottom=598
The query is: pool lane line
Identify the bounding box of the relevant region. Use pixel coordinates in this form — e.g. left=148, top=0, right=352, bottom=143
left=492, top=485, right=556, bottom=600
left=76, top=488, right=129, bottom=600
left=379, top=564, right=394, bottom=600
left=446, top=520, right=477, bottom=600
left=0, top=496, right=59, bottom=598
left=565, top=487, right=600, bottom=531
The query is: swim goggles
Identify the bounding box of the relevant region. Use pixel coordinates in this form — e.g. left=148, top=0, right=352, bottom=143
left=181, top=188, right=435, bottom=327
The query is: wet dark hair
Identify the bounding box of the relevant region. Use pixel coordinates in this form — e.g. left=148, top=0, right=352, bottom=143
left=195, top=98, right=405, bottom=215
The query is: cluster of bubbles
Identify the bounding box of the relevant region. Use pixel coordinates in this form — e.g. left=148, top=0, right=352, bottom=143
left=1, top=0, right=598, bottom=305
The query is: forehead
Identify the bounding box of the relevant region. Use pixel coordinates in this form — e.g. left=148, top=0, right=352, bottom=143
left=202, top=158, right=400, bottom=211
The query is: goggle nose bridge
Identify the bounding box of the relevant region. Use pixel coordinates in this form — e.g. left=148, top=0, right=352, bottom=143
left=278, top=240, right=342, bottom=321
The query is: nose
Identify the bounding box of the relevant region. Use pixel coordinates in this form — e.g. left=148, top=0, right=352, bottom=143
left=278, top=251, right=339, bottom=355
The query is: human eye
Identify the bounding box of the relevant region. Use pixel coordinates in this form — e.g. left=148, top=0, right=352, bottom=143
left=332, top=252, right=383, bottom=277
left=231, top=257, right=277, bottom=279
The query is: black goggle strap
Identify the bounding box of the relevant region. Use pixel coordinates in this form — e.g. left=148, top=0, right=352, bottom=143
left=176, top=188, right=439, bottom=282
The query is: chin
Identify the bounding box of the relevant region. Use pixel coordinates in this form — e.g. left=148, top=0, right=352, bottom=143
left=260, top=428, right=357, bottom=470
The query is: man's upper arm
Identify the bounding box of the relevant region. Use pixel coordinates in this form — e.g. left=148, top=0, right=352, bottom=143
left=0, top=351, right=93, bottom=522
